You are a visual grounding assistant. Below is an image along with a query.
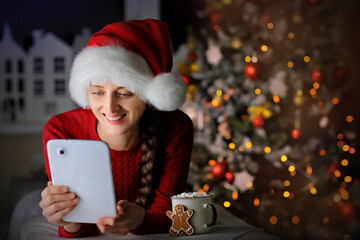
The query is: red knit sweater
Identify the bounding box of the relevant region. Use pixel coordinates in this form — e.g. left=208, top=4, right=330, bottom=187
left=42, top=108, right=193, bottom=237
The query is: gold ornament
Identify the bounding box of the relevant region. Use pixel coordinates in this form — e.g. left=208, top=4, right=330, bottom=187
left=294, top=95, right=305, bottom=107
left=231, top=37, right=242, bottom=50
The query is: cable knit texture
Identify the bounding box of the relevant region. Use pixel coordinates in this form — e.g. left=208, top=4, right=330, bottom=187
left=42, top=108, right=193, bottom=237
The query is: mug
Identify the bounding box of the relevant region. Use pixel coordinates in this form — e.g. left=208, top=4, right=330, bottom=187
left=170, top=194, right=217, bottom=234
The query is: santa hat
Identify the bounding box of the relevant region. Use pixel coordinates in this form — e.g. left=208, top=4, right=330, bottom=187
left=69, top=19, right=186, bottom=111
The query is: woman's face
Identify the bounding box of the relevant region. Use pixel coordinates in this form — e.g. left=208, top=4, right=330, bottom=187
left=87, top=81, right=146, bottom=137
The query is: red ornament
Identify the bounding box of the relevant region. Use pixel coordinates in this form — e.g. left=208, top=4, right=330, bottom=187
left=340, top=201, right=356, bottom=222
left=291, top=129, right=301, bottom=139
left=225, top=172, right=235, bottom=184
left=252, top=114, right=265, bottom=128
left=328, top=163, right=340, bottom=177
left=182, top=75, right=190, bottom=85
left=210, top=10, right=222, bottom=25
left=188, top=52, right=197, bottom=62
left=211, top=162, right=228, bottom=180
left=244, top=63, right=259, bottom=81
left=334, top=65, right=349, bottom=83
left=311, top=69, right=322, bottom=83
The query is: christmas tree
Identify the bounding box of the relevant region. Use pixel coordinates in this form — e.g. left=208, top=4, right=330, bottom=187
left=175, top=0, right=359, bottom=239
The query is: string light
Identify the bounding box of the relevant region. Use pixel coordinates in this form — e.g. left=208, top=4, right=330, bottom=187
left=232, top=192, right=238, bottom=200
left=287, top=61, right=294, bottom=68
left=342, top=145, right=350, bottom=152
left=346, top=115, right=354, bottom=123
left=264, top=147, right=271, bottom=153
left=322, top=216, right=329, bottom=224
left=332, top=97, right=340, bottom=105
left=281, top=155, right=288, bottom=162
left=288, top=165, right=295, bottom=172
left=310, top=187, right=317, bottom=195
left=319, top=149, right=326, bottom=156
left=267, top=22, right=274, bottom=29
left=349, top=147, right=355, bottom=154
left=341, top=159, right=349, bottom=166
left=344, top=176, right=352, bottom=183
left=198, top=188, right=205, bottom=193
left=203, top=184, right=210, bottom=192
left=245, top=56, right=252, bottom=62
left=254, top=198, right=260, bottom=207
left=255, top=88, right=261, bottom=94
left=292, top=216, right=300, bottom=224
left=334, top=170, right=341, bottom=178
left=283, top=180, right=290, bottom=187
left=269, top=216, right=278, bottom=224
left=229, top=142, right=236, bottom=150
left=261, top=45, right=269, bottom=52
left=288, top=32, right=295, bottom=39
left=273, top=95, right=280, bottom=103
left=313, top=82, right=320, bottom=89
left=245, top=142, right=252, bottom=149
left=223, top=201, right=231, bottom=208
left=310, top=88, right=317, bottom=96
left=304, top=56, right=311, bottom=62
left=306, top=166, right=313, bottom=175
left=283, top=191, right=290, bottom=198
left=337, top=133, right=344, bottom=140
left=209, top=159, right=216, bottom=166
left=216, top=89, right=223, bottom=96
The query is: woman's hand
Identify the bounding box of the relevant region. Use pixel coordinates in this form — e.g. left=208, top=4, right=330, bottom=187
left=39, top=181, right=82, bottom=233
left=96, top=200, right=146, bottom=236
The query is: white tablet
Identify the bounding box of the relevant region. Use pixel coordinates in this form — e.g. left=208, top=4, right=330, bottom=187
left=47, top=139, right=116, bottom=223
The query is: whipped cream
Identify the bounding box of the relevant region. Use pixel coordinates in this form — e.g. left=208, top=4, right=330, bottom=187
left=172, top=192, right=211, bottom=198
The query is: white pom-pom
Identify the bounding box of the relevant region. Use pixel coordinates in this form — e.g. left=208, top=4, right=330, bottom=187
left=145, top=72, right=187, bottom=111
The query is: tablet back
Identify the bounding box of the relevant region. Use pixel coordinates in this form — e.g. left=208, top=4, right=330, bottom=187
left=47, top=139, right=116, bottom=223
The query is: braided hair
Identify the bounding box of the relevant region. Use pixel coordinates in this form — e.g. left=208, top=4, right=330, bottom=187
left=135, top=106, right=159, bottom=208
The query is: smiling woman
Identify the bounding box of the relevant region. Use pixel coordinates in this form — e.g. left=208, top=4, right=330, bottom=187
left=87, top=82, right=146, bottom=151
left=39, top=19, right=193, bottom=238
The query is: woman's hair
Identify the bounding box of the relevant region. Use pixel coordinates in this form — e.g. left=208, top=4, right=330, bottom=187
left=135, top=106, right=159, bottom=208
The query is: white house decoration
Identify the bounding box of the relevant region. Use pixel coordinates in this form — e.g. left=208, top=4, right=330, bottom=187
left=0, top=23, right=91, bottom=127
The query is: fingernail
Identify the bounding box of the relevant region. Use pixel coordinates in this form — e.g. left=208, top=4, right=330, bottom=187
left=62, top=187, right=68, bottom=192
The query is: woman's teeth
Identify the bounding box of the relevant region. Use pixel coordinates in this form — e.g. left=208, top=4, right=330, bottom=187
left=105, top=114, right=126, bottom=121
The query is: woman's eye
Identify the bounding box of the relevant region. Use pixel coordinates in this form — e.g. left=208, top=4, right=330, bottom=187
left=92, top=92, right=103, bottom=96
left=117, top=92, right=133, bottom=97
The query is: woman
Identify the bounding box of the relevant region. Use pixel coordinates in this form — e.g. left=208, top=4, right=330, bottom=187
left=39, top=19, right=193, bottom=237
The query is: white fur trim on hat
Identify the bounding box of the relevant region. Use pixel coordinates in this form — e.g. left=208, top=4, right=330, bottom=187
left=69, top=46, right=186, bottom=111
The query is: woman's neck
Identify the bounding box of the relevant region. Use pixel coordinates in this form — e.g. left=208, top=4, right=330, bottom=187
left=96, top=122, right=141, bottom=151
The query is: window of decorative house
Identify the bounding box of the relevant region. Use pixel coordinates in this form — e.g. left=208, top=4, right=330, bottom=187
left=18, top=59, right=24, bottom=73
left=18, top=78, right=24, bottom=93
left=54, top=79, right=65, bottom=95
left=6, top=78, right=12, bottom=93
left=44, top=102, right=56, bottom=116
left=34, top=79, right=44, bottom=96
left=54, top=57, right=65, bottom=72
left=19, top=97, right=25, bottom=110
left=5, top=59, right=12, bottom=73
left=34, top=57, right=44, bottom=73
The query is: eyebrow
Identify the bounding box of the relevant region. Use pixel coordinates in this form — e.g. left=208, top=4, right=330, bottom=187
left=90, top=85, right=124, bottom=90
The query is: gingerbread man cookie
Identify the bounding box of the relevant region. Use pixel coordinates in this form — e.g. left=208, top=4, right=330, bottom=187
left=166, top=204, right=194, bottom=236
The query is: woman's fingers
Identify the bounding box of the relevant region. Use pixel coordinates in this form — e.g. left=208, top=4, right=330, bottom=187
left=46, top=206, right=76, bottom=225
left=116, top=200, right=130, bottom=214
left=41, top=185, right=68, bottom=199
left=97, top=216, right=130, bottom=236
left=42, top=197, right=79, bottom=217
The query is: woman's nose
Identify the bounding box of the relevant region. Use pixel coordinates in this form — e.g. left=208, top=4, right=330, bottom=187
left=105, top=94, right=119, bottom=113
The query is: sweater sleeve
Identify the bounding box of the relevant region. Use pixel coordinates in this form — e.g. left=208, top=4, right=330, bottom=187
left=131, top=111, right=194, bottom=234
left=42, top=113, right=99, bottom=238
